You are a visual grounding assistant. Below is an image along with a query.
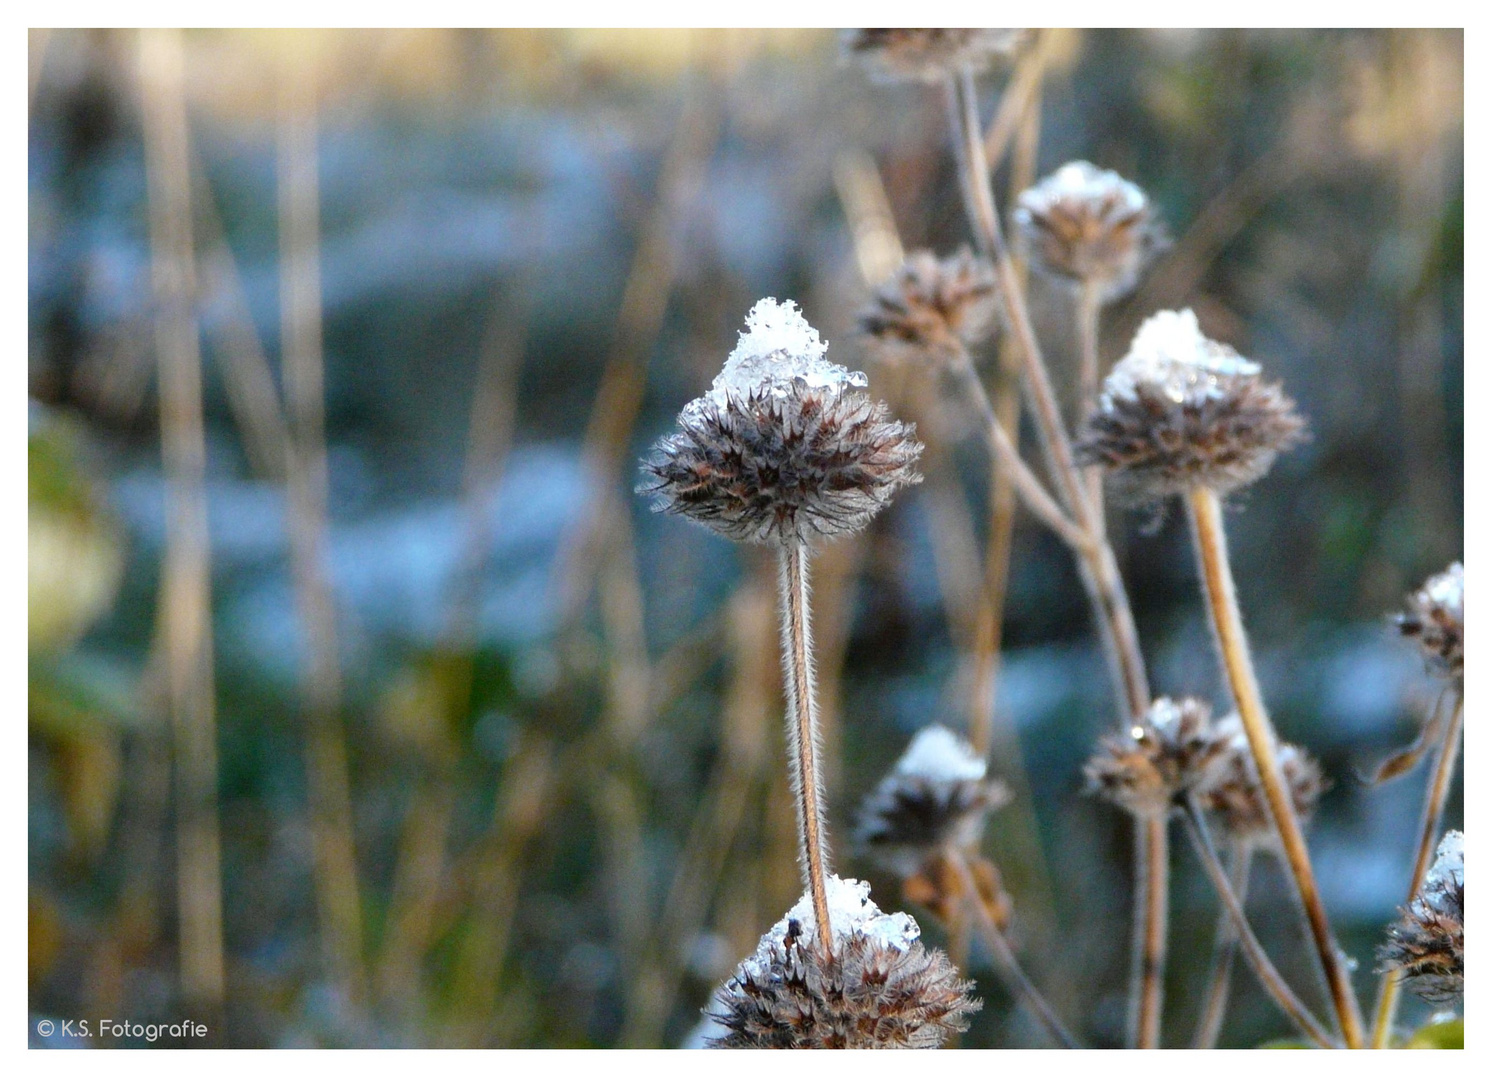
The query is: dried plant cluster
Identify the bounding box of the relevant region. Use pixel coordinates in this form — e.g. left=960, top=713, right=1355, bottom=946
left=1084, top=697, right=1234, bottom=819
left=1200, top=717, right=1326, bottom=846
left=855, top=249, right=1000, bottom=366
left=1074, top=309, right=1308, bottom=503
left=1397, top=561, right=1464, bottom=681
left=1379, top=832, right=1464, bottom=1003
left=844, top=28, right=1029, bottom=83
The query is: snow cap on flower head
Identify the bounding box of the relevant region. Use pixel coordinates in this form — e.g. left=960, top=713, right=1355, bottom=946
left=1378, top=831, right=1464, bottom=1003
left=1396, top=561, right=1463, bottom=681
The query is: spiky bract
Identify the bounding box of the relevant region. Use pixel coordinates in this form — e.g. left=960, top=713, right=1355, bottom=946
left=856, top=249, right=999, bottom=367
left=1397, top=561, right=1464, bottom=681
left=1378, top=831, right=1464, bottom=1003
left=1013, top=161, right=1166, bottom=301
left=845, top=28, right=1029, bottom=84
left=640, top=381, right=923, bottom=546
left=705, top=919, right=978, bottom=1048
left=1084, top=697, right=1234, bottom=819
left=1074, top=309, right=1307, bottom=502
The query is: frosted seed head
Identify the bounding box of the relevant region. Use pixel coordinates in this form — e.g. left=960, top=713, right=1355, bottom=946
left=1084, top=697, right=1235, bottom=819
left=1396, top=561, right=1464, bottom=680
left=1378, top=830, right=1464, bottom=1003
left=1198, top=714, right=1327, bottom=846
left=856, top=248, right=999, bottom=367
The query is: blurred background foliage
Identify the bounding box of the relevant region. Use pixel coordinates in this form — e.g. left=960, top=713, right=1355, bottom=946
left=28, top=28, right=1461, bottom=1048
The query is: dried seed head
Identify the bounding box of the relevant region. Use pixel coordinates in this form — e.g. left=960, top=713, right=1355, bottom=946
left=856, top=249, right=1000, bottom=367
left=1013, top=161, right=1167, bottom=301
left=1397, top=561, right=1464, bottom=681
left=855, top=725, right=1011, bottom=878
left=705, top=875, right=979, bottom=1048
left=1378, top=831, right=1464, bottom=1003
left=639, top=299, right=923, bottom=546
left=1083, top=697, right=1235, bottom=819
left=845, top=28, right=1030, bottom=84
left=1198, top=714, right=1327, bottom=847
left=1074, top=309, right=1308, bottom=502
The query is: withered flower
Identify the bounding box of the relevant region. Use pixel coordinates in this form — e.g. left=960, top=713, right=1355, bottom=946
left=856, top=249, right=1000, bottom=367
left=844, top=28, right=1029, bottom=84
left=1013, top=161, right=1167, bottom=302
left=1378, top=831, right=1464, bottom=1003
left=1198, top=714, right=1326, bottom=847
left=1074, top=309, right=1307, bottom=503
left=1084, top=697, right=1234, bottom=819
left=1397, top=561, right=1464, bottom=681
left=856, top=725, right=1010, bottom=879
left=640, top=299, right=923, bottom=546
left=705, top=875, right=979, bottom=1048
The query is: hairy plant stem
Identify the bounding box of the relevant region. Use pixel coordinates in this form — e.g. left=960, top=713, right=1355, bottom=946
left=777, top=538, right=833, bottom=957
left=946, top=852, right=1081, bottom=1048
left=1192, top=839, right=1252, bottom=1048
left=1187, top=487, right=1365, bottom=1047
left=1180, top=799, right=1336, bottom=1048
left=946, top=63, right=1160, bottom=1046
left=1075, top=280, right=1105, bottom=514
left=1369, top=688, right=1464, bottom=1047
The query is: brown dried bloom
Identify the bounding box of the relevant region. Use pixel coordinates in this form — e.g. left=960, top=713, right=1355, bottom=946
left=1198, top=714, right=1326, bottom=847
left=856, top=725, right=1010, bottom=879
left=1378, top=831, right=1463, bottom=1003
left=856, top=249, right=1000, bottom=367
left=640, top=299, right=922, bottom=546
left=845, top=28, right=1029, bottom=84
left=1084, top=697, right=1234, bottom=819
left=1013, top=161, right=1167, bottom=302
left=1074, top=309, right=1308, bottom=503
left=705, top=875, right=979, bottom=1048
left=1397, top=561, right=1463, bottom=681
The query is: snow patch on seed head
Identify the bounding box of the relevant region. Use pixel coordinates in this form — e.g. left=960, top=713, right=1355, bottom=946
left=893, top=725, right=987, bottom=784
left=740, top=876, right=920, bottom=981
left=1103, top=309, right=1260, bottom=408
left=696, top=299, right=867, bottom=415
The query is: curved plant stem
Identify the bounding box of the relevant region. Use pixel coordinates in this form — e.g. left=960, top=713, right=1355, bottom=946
left=1192, top=839, right=1252, bottom=1048
left=1075, top=280, right=1106, bottom=515
left=947, top=852, right=1082, bottom=1048
left=1187, top=487, right=1365, bottom=1047
left=1369, top=688, right=1464, bottom=1047
left=1181, top=799, right=1337, bottom=1048
left=777, top=538, right=833, bottom=956
left=945, top=63, right=1159, bottom=1046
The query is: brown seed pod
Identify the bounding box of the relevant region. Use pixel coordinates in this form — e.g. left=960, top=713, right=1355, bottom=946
left=705, top=876, right=979, bottom=1048
left=844, top=28, right=1030, bottom=84
left=855, top=725, right=1010, bottom=879
left=856, top=249, right=1000, bottom=367
left=640, top=299, right=923, bottom=546
left=1083, top=697, right=1235, bottom=819
left=1198, top=715, right=1327, bottom=846
left=1012, top=161, right=1167, bottom=301
left=1378, top=831, right=1464, bottom=1003
left=1074, top=309, right=1307, bottom=502
left=1396, top=561, right=1463, bottom=681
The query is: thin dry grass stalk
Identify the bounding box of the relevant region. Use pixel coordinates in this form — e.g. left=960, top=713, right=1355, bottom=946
left=139, top=26, right=226, bottom=1010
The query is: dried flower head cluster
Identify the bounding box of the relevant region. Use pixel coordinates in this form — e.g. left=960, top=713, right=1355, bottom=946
left=856, top=249, right=1000, bottom=367
left=1397, top=561, right=1464, bottom=681
left=856, top=725, right=1011, bottom=878
left=705, top=875, right=979, bottom=1048
left=1013, top=161, right=1167, bottom=301
left=845, top=28, right=1030, bottom=84
left=1074, top=309, right=1308, bottom=503
left=1084, top=697, right=1234, bottom=819
left=1198, top=714, right=1326, bottom=846
left=1378, top=831, right=1464, bottom=1003
left=640, top=299, right=923, bottom=546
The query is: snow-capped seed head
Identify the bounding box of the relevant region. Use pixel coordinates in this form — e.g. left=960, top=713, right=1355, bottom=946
left=1012, top=161, right=1167, bottom=301
left=1074, top=309, right=1308, bottom=502
left=844, top=28, right=1030, bottom=84
left=1396, top=561, right=1463, bottom=681
left=1083, top=697, right=1235, bottom=819
left=856, top=249, right=1000, bottom=367
left=1378, top=830, right=1464, bottom=1003
left=640, top=300, right=923, bottom=546
left=704, top=875, right=979, bottom=1048
left=1198, top=714, right=1327, bottom=846
left=856, top=725, right=1011, bottom=878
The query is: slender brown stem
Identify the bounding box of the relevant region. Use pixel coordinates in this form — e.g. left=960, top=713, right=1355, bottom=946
left=1075, top=281, right=1105, bottom=515
left=947, top=852, right=1081, bottom=1048
left=1370, top=688, right=1464, bottom=1047
left=1128, top=815, right=1168, bottom=1049
left=1187, top=487, right=1365, bottom=1047
left=1181, top=799, right=1337, bottom=1048
left=1192, top=839, right=1253, bottom=1048
left=777, top=538, right=833, bottom=956
left=140, top=26, right=226, bottom=1010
